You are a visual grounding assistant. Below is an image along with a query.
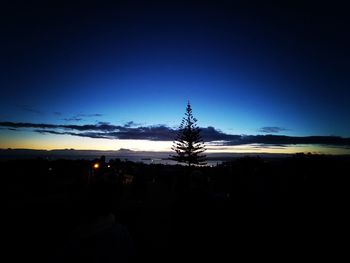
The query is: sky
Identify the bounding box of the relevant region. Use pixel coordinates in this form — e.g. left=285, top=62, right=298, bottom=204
left=1, top=0, right=350, bottom=154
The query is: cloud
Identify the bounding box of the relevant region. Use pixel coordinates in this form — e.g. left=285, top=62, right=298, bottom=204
left=34, top=129, right=112, bottom=139
left=61, top=113, right=104, bottom=122
left=0, top=122, right=59, bottom=129
left=1, top=121, right=350, bottom=147
left=219, top=135, right=350, bottom=147
left=113, top=125, right=176, bottom=140
left=77, top=113, right=104, bottom=117
left=124, top=121, right=143, bottom=128
left=33, top=125, right=176, bottom=140
left=200, top=126, right=241, bottom=141
left=259, top=126, right=288, bottom=133
left=0, top=121, right=175, bottom=140
left=63, top=117, right=83, bottom=122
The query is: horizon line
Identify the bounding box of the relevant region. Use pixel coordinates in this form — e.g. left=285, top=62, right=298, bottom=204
left=1, top=147, right=350, bottom=156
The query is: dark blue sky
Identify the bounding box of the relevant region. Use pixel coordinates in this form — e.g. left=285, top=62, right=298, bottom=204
left=1, top=0, right=350, bottom=150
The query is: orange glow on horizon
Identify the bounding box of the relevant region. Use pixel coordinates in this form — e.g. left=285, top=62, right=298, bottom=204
left=1, top=130, right=349, bottom=155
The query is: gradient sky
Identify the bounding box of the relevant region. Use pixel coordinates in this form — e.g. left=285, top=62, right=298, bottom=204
left=1, top=1, right=350, bottom=153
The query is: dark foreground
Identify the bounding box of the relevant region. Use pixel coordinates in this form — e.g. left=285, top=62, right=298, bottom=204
left=5, top=154, right=349, bottom=262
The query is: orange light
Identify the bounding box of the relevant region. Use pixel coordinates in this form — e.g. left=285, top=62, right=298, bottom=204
left=93, top=163, right=100, bottom=169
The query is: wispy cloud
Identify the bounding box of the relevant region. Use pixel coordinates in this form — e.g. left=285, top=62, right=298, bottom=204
left=61, top=113, right=104, bottom=122
left=1, top=121, right=350, bottom=147
left=259, top=126, right=288, bottom=133
left=77, top=113, right=104, bottom=118
left=62, top=117, right=83, bottom=122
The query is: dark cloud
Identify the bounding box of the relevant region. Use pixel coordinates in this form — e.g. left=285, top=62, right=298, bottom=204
left=249, top=144, right=288, bottom=149
left=110, top=125, right=176, bottom=141
left=35, top=130, right=66, bottom=135
left=220, top=135, right=350, bottom=147
left=200, top=126, right=241, bottom=141
left=35, top=129, right=112, bottom=139
left=259, top=127, right=288, bottom=133
left=0, top=121, right=175, bottom=140
left=1, top=121, right=350, bottom=147
left=61, top=113, right=104, bottom=122
left=60, top=123, right=123, bottom=132
left=97, top=122, right=110, bottom=125
left=33, top=125, right=176, bottom=140
left=124, top=121, right=143, bottom=128
left=0, top=121, right=120, bottom=132
left=0, top=122, right=59, bottom=129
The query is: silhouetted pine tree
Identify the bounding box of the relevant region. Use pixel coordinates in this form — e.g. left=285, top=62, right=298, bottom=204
left=171, top=102, right=206, bottom=166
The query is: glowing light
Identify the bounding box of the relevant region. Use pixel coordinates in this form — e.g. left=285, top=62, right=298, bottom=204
left=93, top=163, right=100, bottom=169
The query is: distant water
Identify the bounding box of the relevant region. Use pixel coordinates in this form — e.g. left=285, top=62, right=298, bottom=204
left=108, top=156, right=222, bottom=166
left=0, top=151, right=222, bottom=166
left=1, top=149, right=295, bottom=166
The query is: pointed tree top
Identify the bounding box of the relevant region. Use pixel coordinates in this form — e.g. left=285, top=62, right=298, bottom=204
left=171, top=102, right=206, bottom=166
left=186, top=101, right=193, bottom=116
